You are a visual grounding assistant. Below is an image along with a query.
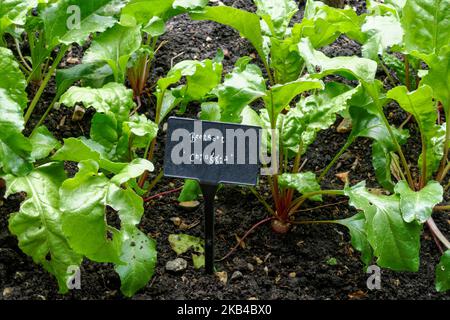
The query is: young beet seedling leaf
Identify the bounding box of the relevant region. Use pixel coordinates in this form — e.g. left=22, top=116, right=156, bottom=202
left=0, top=48, right=32, bottom=176
left=4, top=163, right=83, bottom=294
left=0, top=0, right=36, bottom=42
left=29, top=126, right=61, bottom=161
left=173, top=0, right=208, bottom=11
left=298, top=37, right=377, bottom=84
left=254, top=0, right=298, bottom=38
left=190, top=6, right=266, bottom=63
left=394, top=181, right=443, bottom=224
left=123, top=114, right=159, bottom=149
left=401, top=0, right=450, bottom=56
left=0, top=90, right=32, bottom=176
left=170, top=59, right=223, bottom=104
left=120, top=0, right=176, bottom=28
left=361, top=14, right=403, bottom=61
left=59, top=159, right=154, bottom=263
left=420, top=46, right=450, bottom=112
left=295, top=0, right=366, bottom=49
left=59, top=83, right=136, bottom=123
left=155, top=58, right=223, bottom=122
left=270, top=36, right=303, bottom=84
left=287, top=82, right=359, bottom=153
left=435, top=250, right=450, bottom=292
left=55, top=62, right=114, bottom=99
left=42, top=0, right=119, bottom=49
left=115, top=227, right=157, bottom=297
left=347, top=84, right=409, bottom=191
left=83, top=24, right=142, bottom=83
left=0, top=47, right=27, bottom=108
left=53, top=137, right=129, bottom=174
left=388, top=85, right=442, bottom=178
left=345, top=182, right=422, bottom=272
left=178, top=179, right=202, bottom=202
left=336, top=212, right=373, bottom=267
left=217, top=60, right=266, bottom=123
left=278, top=172, right=322, bottom=201
left=264, top=78, right=324, bottom=125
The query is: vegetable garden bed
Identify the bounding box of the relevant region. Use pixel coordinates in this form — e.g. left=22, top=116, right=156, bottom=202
left=0, top=0, right=449, bottom=300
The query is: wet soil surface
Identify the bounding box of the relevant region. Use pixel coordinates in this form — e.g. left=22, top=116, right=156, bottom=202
left=1, top=0, right=449, bottom=300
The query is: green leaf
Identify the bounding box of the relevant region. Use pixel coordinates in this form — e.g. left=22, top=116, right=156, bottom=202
left=421, top=46, right=450, bottom=111
left=178, top=179, right=201, bottom=202
left=200, top=102, right=221, bottom=121
left=348, top=85, right=409, bottom=191
left=52, top=137, right=128, bottom=173
left=336, top=213, right=373, bottom=266
left=361, top=15, right=403, bottom=60
left=264, top=78, right=324, bottom=125
left=42, top=0, right=119, bottom=48
left=30, top=126, right=61, bottom=161
left=0, top=89, right=32, bottom=176
left=90, top=112, right=120, bottom=154
left=169, top=234, right=204, bottom=255
left=123, top=114, right=159, bottom=149
left=192, top=253, right=205, bottom=269
left=0, top=47, right=27, bottom=109
left=217, top=62, right=266, bottom=123
left=280, top=83, right=357, bottom=156
left=173, top=0, right=208, bottom=11
left=294, top=1, right=366, bottom=48
left=5, top=163, right=82, bottom=293
left=401, top=0, right=450, bottom=56
left=84, top=24, right=142, bottom=83
left=59, top=83, right=136, bottom=123
left=120, top=0, right=177, bottom=36
left=190, top=6, right=266, bottom=62
left=60, top=159, right=151, bottom=263
left=170, top=59, right=223, bottom=103
left=111, top=158, right=154, bottom=185
left=254, top=0, right=298, bottom=37
left=0, top=0, right=37, bottom=39
left=387, top=85, right=441, bottom=177
left=394, top=180, right=443, bottom=223
left=115, top=228, right=157, bottom=297
left=345, top=182, right=422, bottom=272
left=270, top=36, right=303, bottom=84
left=56, top=62, right=114, bottom=98
left=278, top=172, right=322, bottom=201
left=436, top=250, right=450, bottom=292
left=298, top=37, right=377, bottom=84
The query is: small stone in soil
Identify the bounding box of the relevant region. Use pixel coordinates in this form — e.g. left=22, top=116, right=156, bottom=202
left=253, top=256, right=263, bottom=265
left=3, top=287, right=13, bottom=297
left=247, top=263, right=255, bottom=272
left=230, top=271, right=243, bottom=281
left=215, top=271, right=228, bottom=285
left=179, top=201, right=200, bottom=211
left=165, top=258, right=188, bottom=272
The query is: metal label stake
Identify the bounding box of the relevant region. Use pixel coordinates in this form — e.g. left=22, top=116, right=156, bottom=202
left=200, top=183, right=219, bottom=274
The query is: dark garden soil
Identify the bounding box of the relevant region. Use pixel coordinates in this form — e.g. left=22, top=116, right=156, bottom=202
left=1, top=0, right=449, bottom=300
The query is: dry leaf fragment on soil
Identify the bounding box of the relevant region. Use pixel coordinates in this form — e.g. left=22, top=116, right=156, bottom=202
left=348, top=290, right=368, bottom=300
left=335, top=171, right=349, bottom=184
